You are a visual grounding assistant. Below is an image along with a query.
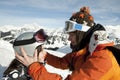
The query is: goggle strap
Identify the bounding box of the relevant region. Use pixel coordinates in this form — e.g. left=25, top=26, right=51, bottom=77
left=13, top=38, right=36, bottom=46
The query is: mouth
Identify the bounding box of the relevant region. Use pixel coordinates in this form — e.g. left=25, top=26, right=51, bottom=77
left=70, top=42, right=76, bottom=46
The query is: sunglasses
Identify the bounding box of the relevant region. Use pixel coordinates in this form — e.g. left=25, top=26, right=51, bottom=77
left=64, top=20, right=90, bottom=33
left=13, top=29, right=48, bottom=46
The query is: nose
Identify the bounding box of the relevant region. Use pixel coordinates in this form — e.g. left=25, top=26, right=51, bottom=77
left=68, top=35, right=71, bottom=41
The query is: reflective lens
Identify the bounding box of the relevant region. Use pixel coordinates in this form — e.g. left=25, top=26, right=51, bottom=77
left=34, top=29, right=48, bottom=42
left=65, top=21, right=73, bottom=31
left=65, top=21, right=74, bottom=32
left=65, top=20, right=90, bottom=33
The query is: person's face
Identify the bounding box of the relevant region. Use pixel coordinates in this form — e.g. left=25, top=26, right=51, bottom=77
left=68, top=32, right=77, bottom=46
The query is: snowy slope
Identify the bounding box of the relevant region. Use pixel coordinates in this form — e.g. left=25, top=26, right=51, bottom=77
left=57, top=44, right=72, bottom=53
left=0, top=40, right=15, bottom=78
left=0, top=40, right=15, bottom=66
left=45, top=50, right=71, bottom=79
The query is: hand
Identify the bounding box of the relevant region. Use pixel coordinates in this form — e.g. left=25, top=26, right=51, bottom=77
left=15, top=47, right=38, bottom=67
left=38, top=49, right=47, bottom=63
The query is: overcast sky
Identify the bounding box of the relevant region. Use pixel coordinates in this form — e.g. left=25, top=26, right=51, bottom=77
left=0, top=0, right=120, bottom=28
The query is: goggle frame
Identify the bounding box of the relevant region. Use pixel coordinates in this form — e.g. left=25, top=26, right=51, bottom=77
left=64, top=20, right=90, bottom=33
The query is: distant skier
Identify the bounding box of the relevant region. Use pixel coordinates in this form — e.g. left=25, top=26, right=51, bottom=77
left=2, top=29, right=48, bottom=80
left=15, top=6, right=120, bottom=80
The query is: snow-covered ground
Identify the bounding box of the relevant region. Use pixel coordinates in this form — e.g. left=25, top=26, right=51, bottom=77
left=0, top=40, right=15, bottom=78
left=0, top=24, right=120, bottom=79
left=0, top=40, right=71, bottom=79
left=45, top=50, right=71, bottom=79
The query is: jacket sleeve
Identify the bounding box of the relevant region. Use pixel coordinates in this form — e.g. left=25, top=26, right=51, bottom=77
left=28, top=62, right=62, bottom=80
left=65, top=50, right=112, bottom=80
left=46, top=52, right=74, bottom=69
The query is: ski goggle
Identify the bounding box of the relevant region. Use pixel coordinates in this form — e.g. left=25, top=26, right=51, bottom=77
left=13, top=29, right=48, bottom=46
left=64, top=20, right=90, bottom=33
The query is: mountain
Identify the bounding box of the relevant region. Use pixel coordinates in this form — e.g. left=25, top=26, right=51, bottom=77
left=0, top=24, right=120, bottom=79
left=0, top=24, right=120, bottom=48
left=0, top=24, right=69, bottom=50
left=104, top=25, right=120, bottom=44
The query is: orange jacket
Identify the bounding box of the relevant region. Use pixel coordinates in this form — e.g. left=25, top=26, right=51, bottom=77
left=28, top=42, right=120, bottom=80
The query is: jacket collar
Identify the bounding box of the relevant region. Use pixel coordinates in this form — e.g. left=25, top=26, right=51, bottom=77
left=95, top=42, right=114, bottom=51
left=88, top=30, right=114, bottom=55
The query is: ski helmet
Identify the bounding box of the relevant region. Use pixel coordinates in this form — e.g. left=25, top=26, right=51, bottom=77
left=13, top=29, right=48, bottom=56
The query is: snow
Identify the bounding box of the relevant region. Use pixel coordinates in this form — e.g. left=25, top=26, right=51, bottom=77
left=105, top=25, right=120, bottom=37
left=0, top=40, right=71, bottom=79
left=57, top=44, right=72, bottom=53
left=0, top=40, right=15, bottom=66
left=0, top=24, right=120, bottom=79
left=45, top=50, right=71, bottom=79
left=0, top=40, right=15, bottom=78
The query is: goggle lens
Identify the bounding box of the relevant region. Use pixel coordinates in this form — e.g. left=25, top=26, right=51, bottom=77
left=13, top=29, right=48, bottom=46
left=65, top=21, right=74, bottom=32
left=34, top=29, right=48, bottom=42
